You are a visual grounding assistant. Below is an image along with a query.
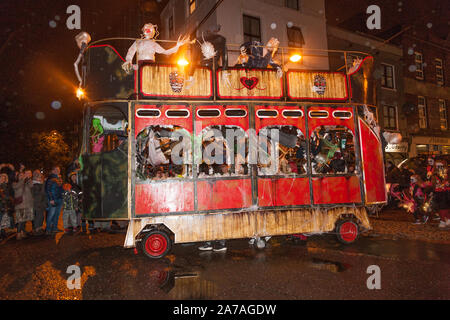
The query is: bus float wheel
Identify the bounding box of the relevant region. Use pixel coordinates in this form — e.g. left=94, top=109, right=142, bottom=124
left=335, top=219, right=359, bottom=244
left=141, top=230, right=172, bottom=259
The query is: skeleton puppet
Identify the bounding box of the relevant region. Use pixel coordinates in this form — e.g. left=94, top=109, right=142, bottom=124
left=122, top=23, right=189, bottom=73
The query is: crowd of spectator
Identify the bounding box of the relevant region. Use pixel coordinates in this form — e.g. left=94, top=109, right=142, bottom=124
left=0, top=163, right=125, bottom=241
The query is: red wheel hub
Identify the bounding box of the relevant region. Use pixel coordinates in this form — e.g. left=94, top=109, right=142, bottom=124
left=340, top=221, right=357, bottom=242
left=145, top=234, right=167, bottom=256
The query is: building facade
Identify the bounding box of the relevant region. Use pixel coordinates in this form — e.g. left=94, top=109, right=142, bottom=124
left=400, top=27, right=450, bottom=157
left=161, top=0, right=329, bottom=70
left=327, top=26, right=407, bottom=165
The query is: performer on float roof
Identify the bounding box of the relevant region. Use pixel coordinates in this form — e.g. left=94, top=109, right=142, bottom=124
left=122, top=23, right=190, bottom=73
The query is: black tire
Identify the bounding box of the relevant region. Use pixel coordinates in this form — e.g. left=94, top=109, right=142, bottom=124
left=335, top=219, right=359, bottom=244
left=141, top=230, right=172, bottom=259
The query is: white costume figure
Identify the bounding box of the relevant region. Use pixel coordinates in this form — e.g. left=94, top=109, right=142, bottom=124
left=122, top=23, right=189, bottom=73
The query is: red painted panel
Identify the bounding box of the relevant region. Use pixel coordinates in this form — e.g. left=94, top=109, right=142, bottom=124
left=312, top=176, right=361, bottom=204
left=195, top=105, right=249, bottom=132
left=135, top=182, right=195, bottom=215
left=254, top=105, right=306, bottom=133
left=134, top=104, right=193, bottom=138
left=307, top=106, right=355, bottom=136
left=197, top=179, right=252, bottom=211
left=358, top=119, right=387, bottom=204
left=258, top=178, right=310, bottom=207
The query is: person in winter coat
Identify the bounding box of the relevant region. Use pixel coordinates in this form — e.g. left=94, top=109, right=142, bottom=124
left=13, top=170, right=34, bottom=240
left=45, top=166, right=64, bottom=234
left=31, top=170, right=47, bottom=235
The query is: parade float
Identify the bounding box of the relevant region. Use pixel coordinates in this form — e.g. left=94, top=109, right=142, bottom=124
left=73, top=22, right=387, bottom=259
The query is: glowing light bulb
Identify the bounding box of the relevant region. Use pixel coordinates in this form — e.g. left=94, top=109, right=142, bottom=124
left=289, top=54, right=302, bottom=63
left=76, top=87, right=85, bottom=100
left=177, top=58, right=189, bottom=67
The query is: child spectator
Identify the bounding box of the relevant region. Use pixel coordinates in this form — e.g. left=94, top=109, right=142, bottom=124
left=62, top=183, right=80, bottom=234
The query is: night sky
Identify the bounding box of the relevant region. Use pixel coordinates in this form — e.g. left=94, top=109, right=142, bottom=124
left=0, top=0, right=448, bottom=164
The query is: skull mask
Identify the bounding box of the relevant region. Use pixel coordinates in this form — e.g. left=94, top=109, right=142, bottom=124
left=313, top=74, right=326, bottom=95
left=169, top=71, right=184, bottom=93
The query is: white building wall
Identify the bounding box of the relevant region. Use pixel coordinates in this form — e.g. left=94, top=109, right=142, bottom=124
left=161, top=0, right=329, bottom=70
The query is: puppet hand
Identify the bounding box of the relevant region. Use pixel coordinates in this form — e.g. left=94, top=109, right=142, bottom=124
left=122, top=61, right=133, bottom=74
left=177, top=35, right=190, bottom=46
left=276, top=67, right=283, bottom=78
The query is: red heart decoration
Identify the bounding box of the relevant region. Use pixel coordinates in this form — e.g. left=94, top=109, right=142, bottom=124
left=240, top=77, right=259, bottom=90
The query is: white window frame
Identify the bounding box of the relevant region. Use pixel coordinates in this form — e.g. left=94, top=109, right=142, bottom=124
left=382, top=105, right=398, bottom=130
left=380, top=63, right=396, bottom=90
left=418, top=96, right=427, bottom=129
left=415, top=52, right=424, bottom=80
left=439, top=99, right=448, bottom=130
left=435, top=58, right=444, bottom=85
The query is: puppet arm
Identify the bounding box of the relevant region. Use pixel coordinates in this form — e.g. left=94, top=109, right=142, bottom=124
left=122, top=41, right=137, bottom=73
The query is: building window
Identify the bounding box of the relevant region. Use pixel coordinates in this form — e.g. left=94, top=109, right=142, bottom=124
left=381, top=64, right=395, bottom=89
left=435, top=58, right=444, bottom=85
left=243, top=15, right=261, bottom=43
left=415, top=52, right=424, bottom=80
left=439, top=99, right=448, bottom=130
left=286, top=0, right=299, bottom=10
left=287, top=26, right=305, bottom=48
left=188, top=0, right=196, bottom=15
left=383, top=105, right=398, bottom=130
left=168, top=15, right=174, bottom=38
left=418, top=96, right=427, bottom=129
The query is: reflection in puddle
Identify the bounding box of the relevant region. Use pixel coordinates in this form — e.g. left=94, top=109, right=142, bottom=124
left=308, top=258, right=350, bottom=273
left=155, top=270, right=217, bottom=300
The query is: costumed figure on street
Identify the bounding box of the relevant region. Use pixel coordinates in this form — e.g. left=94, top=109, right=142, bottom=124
left=122, top=23, right=190, bottom=73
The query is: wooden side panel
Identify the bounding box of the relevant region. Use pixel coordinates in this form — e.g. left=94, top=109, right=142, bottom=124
left=197, top=179, right=252, bottom=211
left=132, top=207, right=371, bottom=244
left=217, top=68, right=283, bottom=99
left=312, top=176, right=361, bottom=204
left=359, top=119, right=387, bottom=204
left=287, top=71, right=348, bottom=101
left=258, top=178, right=310, bottom=207
left=135, top=182, right=195, bottom=215
left=140, top=64, right=212, bottom=98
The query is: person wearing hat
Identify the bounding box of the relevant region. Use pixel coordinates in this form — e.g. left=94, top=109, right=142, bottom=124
left=31, top=170, right=46, bottom=235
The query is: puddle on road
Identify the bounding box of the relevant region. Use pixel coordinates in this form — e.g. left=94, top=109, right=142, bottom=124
left=309, top=236, right=450, bottom=264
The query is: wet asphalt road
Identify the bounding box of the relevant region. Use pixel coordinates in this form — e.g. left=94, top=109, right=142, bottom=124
left=0, top=229, right=448, bottom=300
